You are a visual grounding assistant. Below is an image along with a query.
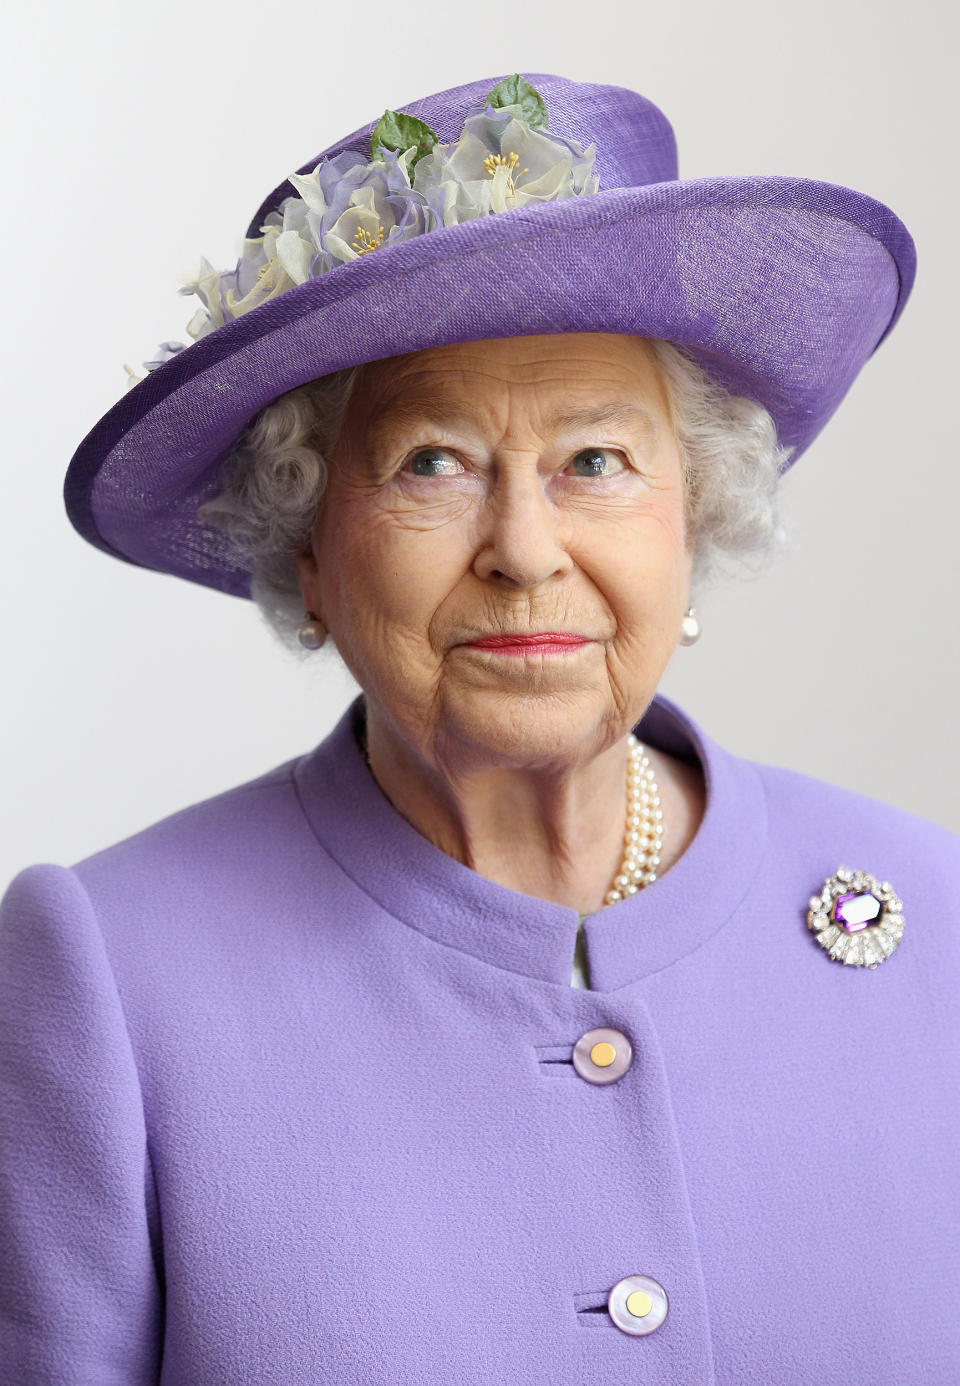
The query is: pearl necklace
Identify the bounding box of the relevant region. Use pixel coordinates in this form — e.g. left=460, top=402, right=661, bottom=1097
left=355, top=713, right=663, bottom=909
left=605, top=733, right=664, bottom=905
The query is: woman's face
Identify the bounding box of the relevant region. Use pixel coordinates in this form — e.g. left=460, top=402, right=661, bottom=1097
left=296, top=332, right=694, bottom=768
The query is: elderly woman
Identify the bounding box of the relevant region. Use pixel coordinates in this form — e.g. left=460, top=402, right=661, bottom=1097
left=2, top=72, right=957, bottom=1385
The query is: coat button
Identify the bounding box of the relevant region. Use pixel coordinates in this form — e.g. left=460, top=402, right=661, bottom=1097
left=572, top=1027, right=632, bottom=1084
left=607, top=1274, right=669, bottom=1335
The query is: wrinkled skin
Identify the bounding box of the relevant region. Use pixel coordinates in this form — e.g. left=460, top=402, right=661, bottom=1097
left=295, top=332, right=705, bottom=914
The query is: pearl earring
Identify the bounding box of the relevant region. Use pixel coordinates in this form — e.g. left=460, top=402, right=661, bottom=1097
left=680, top=605, right=701, bottom=646
left=298, top=610, right=327, bottom=650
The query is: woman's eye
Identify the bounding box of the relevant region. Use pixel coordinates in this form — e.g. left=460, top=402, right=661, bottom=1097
left=567, top=448, right=626, bottom=477
left=404, top=448, right=464, bottom=477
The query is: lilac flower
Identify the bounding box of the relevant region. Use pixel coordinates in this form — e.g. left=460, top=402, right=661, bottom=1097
left=288, top=145, right=436, bottom=270
left=412, top=103, right=599, bottom=226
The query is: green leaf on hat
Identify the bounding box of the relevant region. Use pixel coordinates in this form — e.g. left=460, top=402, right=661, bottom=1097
left=369, top=110, right=438, bottom=168
left=482, top=74, right=548, bottom=128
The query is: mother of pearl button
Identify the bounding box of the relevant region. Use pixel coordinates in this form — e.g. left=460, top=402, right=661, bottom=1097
left=572, top=1027, right=633, bottom=1085
left=608, top=1275, right=669, bottom=1335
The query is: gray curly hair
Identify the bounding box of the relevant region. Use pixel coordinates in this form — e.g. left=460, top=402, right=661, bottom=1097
left=196, top=338, right=793, bottom=651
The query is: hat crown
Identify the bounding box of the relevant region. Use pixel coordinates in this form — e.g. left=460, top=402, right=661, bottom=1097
left=244, top=72, right=679, bottom=239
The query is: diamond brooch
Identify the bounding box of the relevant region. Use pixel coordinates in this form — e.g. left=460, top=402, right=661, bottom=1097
left=806, top=866, right=904, bottom=969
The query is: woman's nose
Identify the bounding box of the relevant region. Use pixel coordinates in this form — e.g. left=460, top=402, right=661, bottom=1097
left=471, top=465, right=574, bottom=588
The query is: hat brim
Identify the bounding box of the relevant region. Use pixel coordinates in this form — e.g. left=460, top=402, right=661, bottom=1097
left=64, top=173, right=915, bottom=598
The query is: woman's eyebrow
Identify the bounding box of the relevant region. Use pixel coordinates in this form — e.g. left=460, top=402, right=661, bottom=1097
left=551, top=402, right=659, bottom=441
left=367, top=399, right=658, bottom=442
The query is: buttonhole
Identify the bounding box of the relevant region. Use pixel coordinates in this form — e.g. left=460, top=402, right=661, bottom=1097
left=533, top=1042, right=575, bottom=1078
left=573, top=1290, right=618, bottom=1328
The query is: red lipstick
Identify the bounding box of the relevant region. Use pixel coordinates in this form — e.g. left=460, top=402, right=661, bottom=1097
left=462, top=632, right=590, bottom=655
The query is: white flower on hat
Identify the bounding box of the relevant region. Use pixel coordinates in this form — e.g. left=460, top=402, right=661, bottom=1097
left=412, top=104, right=598, bottom=226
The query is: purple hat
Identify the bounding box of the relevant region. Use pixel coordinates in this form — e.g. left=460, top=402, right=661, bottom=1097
left=63, top=71, right=916, bottom=600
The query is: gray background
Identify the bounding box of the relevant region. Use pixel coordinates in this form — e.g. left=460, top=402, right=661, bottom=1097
left=2, top=0, right=956, bottom=887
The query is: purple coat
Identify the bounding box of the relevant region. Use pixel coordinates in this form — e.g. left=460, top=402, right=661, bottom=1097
left=2, top=692, right=958, bottom=1383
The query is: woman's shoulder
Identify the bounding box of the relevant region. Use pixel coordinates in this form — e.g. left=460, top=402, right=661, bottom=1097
left=0, top=752, right=317, bottom=951
left=742, top=753, right=960, bottom=948
left=749, top=752, right=958, bottom=851
left=76, top=754, right=306, bottom=882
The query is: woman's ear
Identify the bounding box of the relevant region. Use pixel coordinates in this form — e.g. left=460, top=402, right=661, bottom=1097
left=293, top=543, right=315, bottom=593
left=294, top=547, right=321, bottom=615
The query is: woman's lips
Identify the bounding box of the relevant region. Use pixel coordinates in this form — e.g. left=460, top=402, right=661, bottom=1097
left=461, top=632, right=590, bottom=655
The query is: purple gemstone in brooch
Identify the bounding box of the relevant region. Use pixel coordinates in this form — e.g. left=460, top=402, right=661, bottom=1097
left=834, top=890, right=882, bottom=932
left=806, top=866, right=904, bottom=968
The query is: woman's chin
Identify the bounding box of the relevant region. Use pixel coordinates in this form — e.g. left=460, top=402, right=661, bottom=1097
left=436, top=684, right=616, bottom=767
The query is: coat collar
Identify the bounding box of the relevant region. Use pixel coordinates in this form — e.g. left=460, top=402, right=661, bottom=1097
left=293, top=692, right=768, bottom=992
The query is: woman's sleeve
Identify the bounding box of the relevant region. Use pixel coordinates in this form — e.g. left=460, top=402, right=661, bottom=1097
left=0, top=863, right=163, bottom=1384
